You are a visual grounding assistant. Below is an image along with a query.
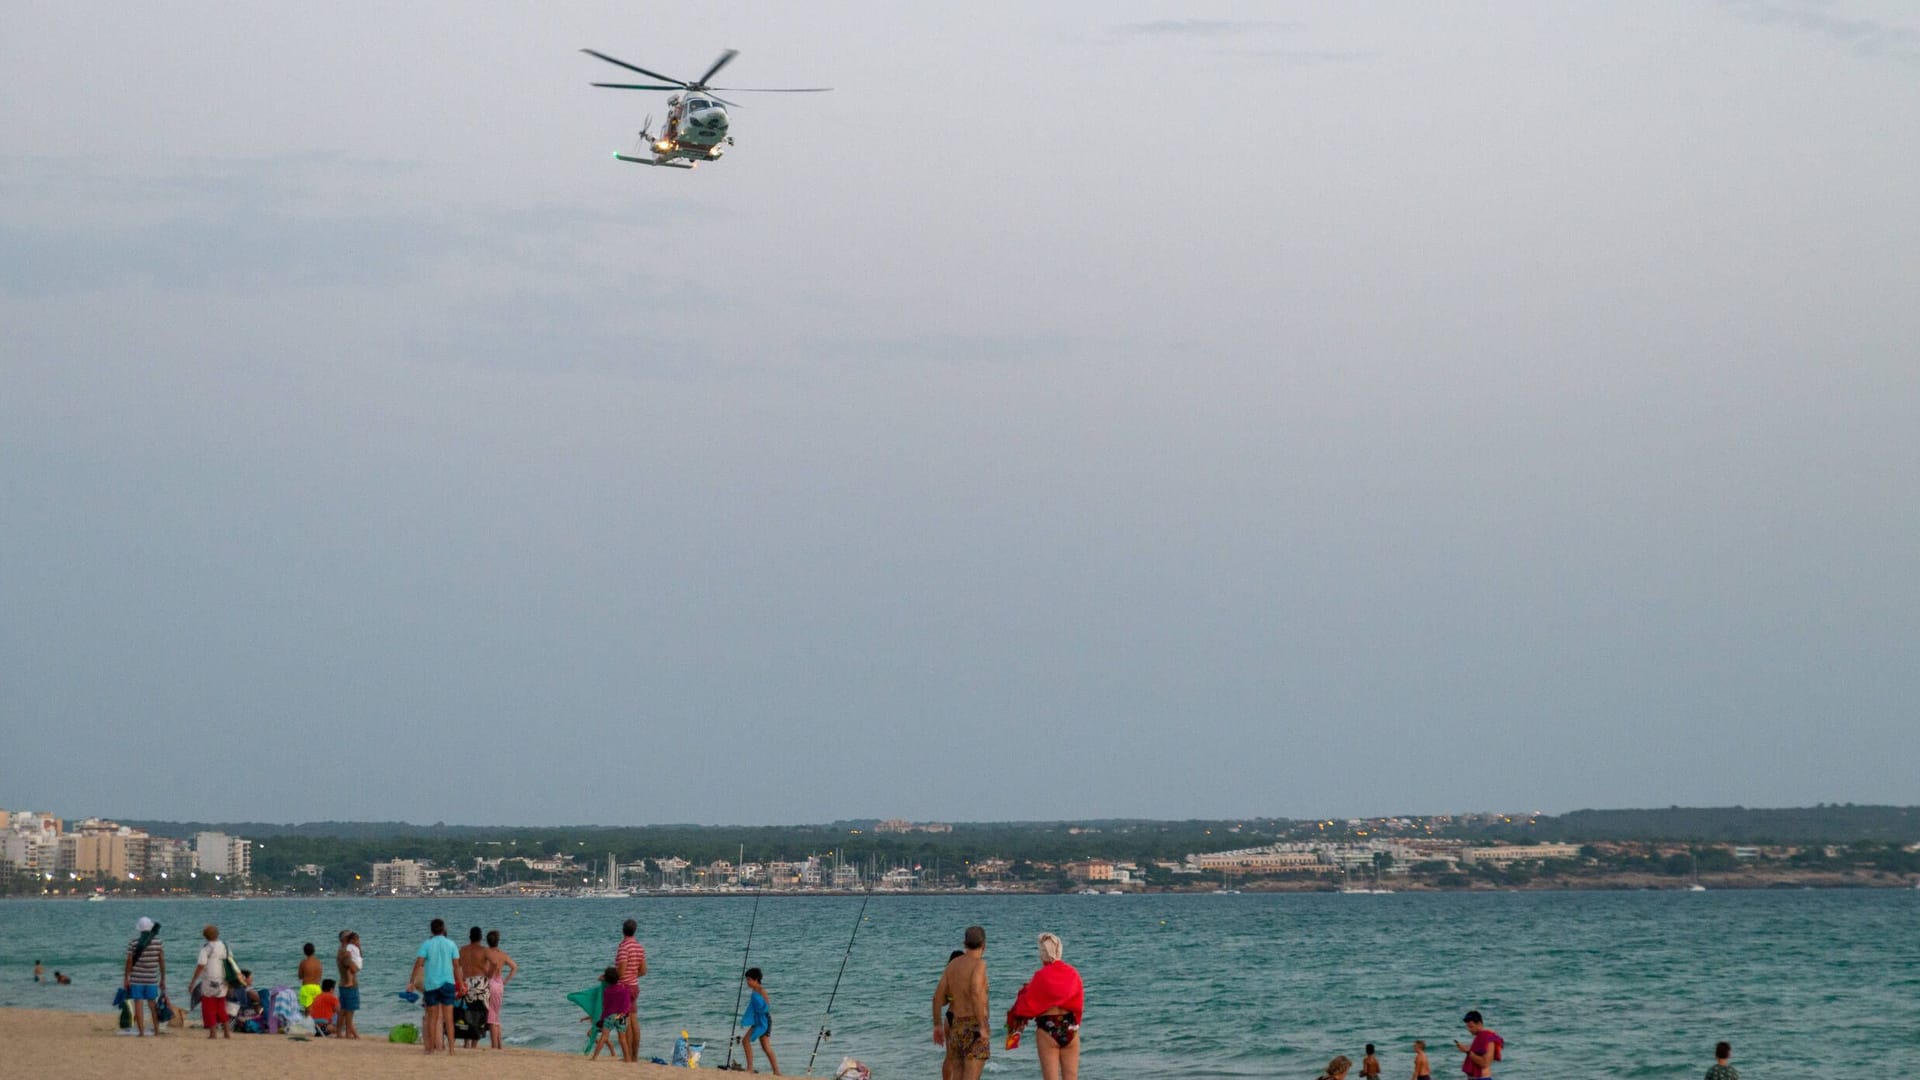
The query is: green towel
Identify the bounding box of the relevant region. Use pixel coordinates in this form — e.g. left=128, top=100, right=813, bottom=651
left=566, top=983, right=607, bottom=1054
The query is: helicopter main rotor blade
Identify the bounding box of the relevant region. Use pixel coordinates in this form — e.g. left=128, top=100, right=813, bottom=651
left=708, top=87, right=834, bottom=93
left=579, top=49, right=686, bottom=87
left=694, top=49, right=739, bottom=87
left=590, top=83, right=684, bottom=91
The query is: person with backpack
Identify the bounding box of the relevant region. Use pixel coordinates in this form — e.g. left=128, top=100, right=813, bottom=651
left=1453, top=1011, right=1503, bottom=1078
left=122, top=917, right=166, bottom=1037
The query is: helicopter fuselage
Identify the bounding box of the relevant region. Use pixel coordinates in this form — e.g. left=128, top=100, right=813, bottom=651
left=584, top=47, right=827, bottom=170
left=644, top=94, right=731, bottom=163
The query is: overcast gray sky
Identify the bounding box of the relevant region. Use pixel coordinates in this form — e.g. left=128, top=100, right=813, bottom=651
left=3, top=2, right=1916, bottom=827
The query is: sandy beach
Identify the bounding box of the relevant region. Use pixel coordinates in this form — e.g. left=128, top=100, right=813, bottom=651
left=0, top=1008, right=710, bottom=1079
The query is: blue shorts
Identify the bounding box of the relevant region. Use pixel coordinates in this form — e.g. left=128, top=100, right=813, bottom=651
left=127, top=983, right=161, bottom=1001
left=339, top=986, right=361, bottom=1012
left=423, top=983, right=458, bottom=1007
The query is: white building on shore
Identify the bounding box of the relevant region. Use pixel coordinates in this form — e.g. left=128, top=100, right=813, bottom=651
left=194, top=832, right=253, bottom=879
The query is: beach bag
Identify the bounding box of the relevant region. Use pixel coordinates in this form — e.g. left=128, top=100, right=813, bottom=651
left=671, top=1031, right=704, bottom=1067
left=155, top=995, right=174, bottom=1024
left=220, top=943, right=244, bottom=992
left=454, top=1001, right=487, bottom=1041
left=835, top=1059, right=872, bottom=1080
left=389, top=1022, right=419, bottom=1044
left=116, top=992, right=133, bottom=1030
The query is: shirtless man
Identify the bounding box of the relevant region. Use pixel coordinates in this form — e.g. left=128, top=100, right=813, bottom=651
left=335, top=931, right=363, bottom=1039
left=457, top=927, right=497, bottom=1049
left=932, top=926, right=990, bottom=1080
left=297, top=943, right=323, bottom=1010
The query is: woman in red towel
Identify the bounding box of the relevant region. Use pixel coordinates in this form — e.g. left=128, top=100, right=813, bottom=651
left=1005, top=932, right=1082, bottom=1080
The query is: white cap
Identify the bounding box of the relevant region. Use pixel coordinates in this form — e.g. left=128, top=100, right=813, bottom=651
left=136, top=917, right=155, bottom=932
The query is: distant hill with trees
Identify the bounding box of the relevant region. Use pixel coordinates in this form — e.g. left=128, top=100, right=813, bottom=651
left=1511, top=805, right=1920, bottom=844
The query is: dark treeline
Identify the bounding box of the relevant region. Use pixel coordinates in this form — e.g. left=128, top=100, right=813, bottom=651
left=1489, top=805, right=1920, bottom=844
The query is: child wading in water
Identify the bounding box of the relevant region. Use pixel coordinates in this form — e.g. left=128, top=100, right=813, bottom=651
left=1361, top=1044, right=1382, bottom=1079
left=1411, top=1040, right=1431, bottom=1080
left=738, top=967, right=778, bottom=1074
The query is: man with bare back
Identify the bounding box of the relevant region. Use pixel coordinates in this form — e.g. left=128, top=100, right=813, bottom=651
left=456, top=927, right=497, bottom=1049
left=932, top=926, right=990, bottom=1080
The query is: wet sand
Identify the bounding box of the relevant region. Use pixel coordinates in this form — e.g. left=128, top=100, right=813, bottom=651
left=0, top=1007, right=708, bottom=1079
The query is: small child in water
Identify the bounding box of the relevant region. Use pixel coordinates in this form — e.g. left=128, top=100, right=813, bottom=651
left=1319, top=1055, right=1353, bottom=1080
left=1412, top=1039, right=1431, bottom=1080
left=1361, top=1043, right=1382, bottom=1079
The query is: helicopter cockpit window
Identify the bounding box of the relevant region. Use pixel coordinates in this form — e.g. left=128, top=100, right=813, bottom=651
left=688, top=99, right=712, bottom=111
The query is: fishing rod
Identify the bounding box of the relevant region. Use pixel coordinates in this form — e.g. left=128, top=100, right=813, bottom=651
left=724, top=890, right=762, bottom=1070
left=804, top=889, right=871, bottom=1076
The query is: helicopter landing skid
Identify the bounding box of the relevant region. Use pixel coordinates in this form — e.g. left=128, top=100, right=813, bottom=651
left=613, top=153, right=696, bottom=169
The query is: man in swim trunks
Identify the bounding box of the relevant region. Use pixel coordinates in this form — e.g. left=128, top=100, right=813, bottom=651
left=932, top=925, right=990, bottom=1080
left=335, top=931, right=362, bottom=1039
left=297, top=942, right=324, bottom=1010
left=457, top=927, right=496, bottom=1049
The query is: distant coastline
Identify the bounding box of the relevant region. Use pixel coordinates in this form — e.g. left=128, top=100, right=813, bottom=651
left=10, top=868, right=1915, bottom=901
left=8, top=803, right=1917, bottom=899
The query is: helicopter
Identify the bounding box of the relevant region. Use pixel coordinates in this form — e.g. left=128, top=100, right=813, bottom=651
left=580, top=48, right=831, bottom=169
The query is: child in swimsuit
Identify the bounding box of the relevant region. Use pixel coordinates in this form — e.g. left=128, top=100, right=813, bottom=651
left=1362, top=1043, right=1382, bottom=1079
left=1412, top=1039, right=1431, bottom=1080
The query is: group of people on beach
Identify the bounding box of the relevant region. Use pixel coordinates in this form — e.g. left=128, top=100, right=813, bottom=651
left=86, top=911, right=1740, bottom=1078
left=403, top=918, right=519, bottom=1053
left=107, top=917, right=382, bottom=1041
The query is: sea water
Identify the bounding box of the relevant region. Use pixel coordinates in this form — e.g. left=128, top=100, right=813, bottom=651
left=4, top=890, right=1916, bottom=1076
